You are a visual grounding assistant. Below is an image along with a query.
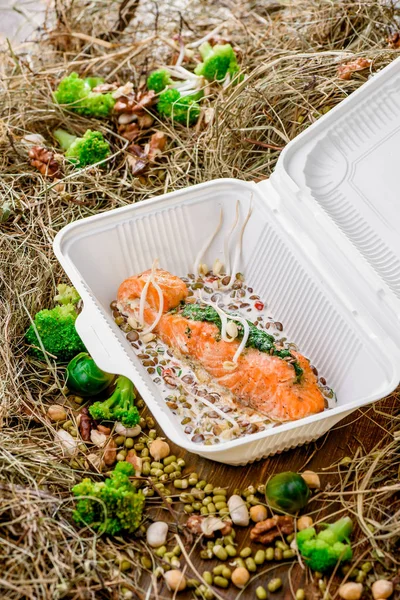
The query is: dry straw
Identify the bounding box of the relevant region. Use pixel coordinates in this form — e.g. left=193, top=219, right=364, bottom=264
left=1, top=0, right=400, bottom=598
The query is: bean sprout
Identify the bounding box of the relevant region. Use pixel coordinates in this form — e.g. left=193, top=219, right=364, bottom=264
left=193, top=208, right=223, bottom=277
left=139, top=259, right=164, bottom=333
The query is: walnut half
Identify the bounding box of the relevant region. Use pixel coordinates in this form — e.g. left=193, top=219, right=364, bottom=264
left=29, top=146, right=61, bottom=178
left=250, top=515, right=294, bottom=545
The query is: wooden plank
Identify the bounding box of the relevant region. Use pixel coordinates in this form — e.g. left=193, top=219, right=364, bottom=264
left=140, top=398, right=394, bottom=599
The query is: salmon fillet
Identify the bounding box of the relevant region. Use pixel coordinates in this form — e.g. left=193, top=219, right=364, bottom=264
left=117, top=269, right=325, bottom=422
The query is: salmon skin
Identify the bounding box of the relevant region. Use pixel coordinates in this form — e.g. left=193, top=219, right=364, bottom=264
left=117, top=269, right=325, bottom=422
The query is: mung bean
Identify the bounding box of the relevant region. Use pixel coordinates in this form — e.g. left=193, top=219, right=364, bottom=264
left=268, top=578, right=282, bottom=592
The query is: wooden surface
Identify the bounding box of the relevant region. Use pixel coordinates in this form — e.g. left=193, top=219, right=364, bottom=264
left=143, top=399, right=394, bottom=599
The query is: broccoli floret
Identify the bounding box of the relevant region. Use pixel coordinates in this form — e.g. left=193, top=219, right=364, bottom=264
left=54, top=129, right=111, bottom=168
left=26, top=303, right=85, bottom=362
left=157, top=88, right=200, bottom=126
left=54, top=284, right=80, bottom=306
left=297, top=517, right=353, bottom=572
left=194, top=42, right=239, bottom=81
left=81, top=93, right=116, bottom=118
left=72, top=462, right=145, bottom=535
left=53, top=72, right=115, bottom=117
left=89, top=375, right=139, bottom=427
left=147, top=68, right=173, bottom=93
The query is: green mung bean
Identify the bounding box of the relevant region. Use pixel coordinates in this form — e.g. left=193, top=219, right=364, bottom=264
left=214, top=576, right=229, bottom=588
left=268, top=578, right=282, bottom=592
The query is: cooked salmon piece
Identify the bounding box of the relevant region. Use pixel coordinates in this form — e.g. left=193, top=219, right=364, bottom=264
left=117, top=268, right=188, bottom=312
left=117, top=269, right=325, bottom=422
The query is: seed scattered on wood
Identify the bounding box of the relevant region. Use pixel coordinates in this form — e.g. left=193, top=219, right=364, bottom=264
left=371, top=580, right=393, bottom=599
left=164, top=569, right=187, bottom=592
left=146, top=521, right=168, bottom=548
left=250, top=515, right=294, bottom=544
left=301, top=470, right=320, bottom=489
left=338, top=582, right=363, bottom=600
left=297, top=515, right=313, bottom=530
left=79, top=407, right=93, bottom=441
left=250, top=505, right=268, bottom=522
left=90, top=429, right=107, bottom=448
left=149, top=439, right=170, bottom=461
left=103, top=438, right=117, bottom=466
left=55, top=429, right=78, bottom=456
left=47, top=404, right=67, bottom=422
left=228, top=495, right=250, bottom=526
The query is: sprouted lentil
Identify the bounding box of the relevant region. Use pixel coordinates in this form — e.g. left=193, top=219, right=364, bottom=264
left=113, top=269, right=336, bottom=445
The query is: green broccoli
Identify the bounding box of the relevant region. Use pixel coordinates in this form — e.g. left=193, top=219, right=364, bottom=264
left=72, top=462, right=145, bottom=535
left=296, top=517, right=353, bottom=572
left=26, top=304, right=85, bottom=362
left=54, top=129, right=111, bottom=168
left=157, top=88, right=200, bottom=126
left=53, top=72, right=115, bottom=117
left=89, top=375, right=139, bottom=427
left=54, top=284, right=80, bottom=306
left=147, top=68, right=173, bottom=93
left=194, top=42, right=239, bottom=81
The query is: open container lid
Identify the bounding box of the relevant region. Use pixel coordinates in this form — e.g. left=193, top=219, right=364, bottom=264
left=267, top=55, right=400, bottom=349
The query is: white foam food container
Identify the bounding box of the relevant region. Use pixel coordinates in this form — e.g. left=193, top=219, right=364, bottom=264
left=54, top=57, right=400, bottom=465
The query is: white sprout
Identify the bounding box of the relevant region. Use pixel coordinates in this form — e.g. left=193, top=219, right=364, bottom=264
left=141, top=277, right=164, bottom=334
left=166, top=66, right=206, bottom=98
left=232, top=314, right=250, bottom=364
left=186, top=23, right=226, bottom=48
left=193, top=208, right=223, bottom=277
left=139, top=259, right=164, bottom=333
left=220, top=199, right=253, bottom=290
left=198, top=292, right=250, bottom=363
left=178, top=378, right=238, bottom=428
left=167, top=65, right=200, bottom=80
left=175, top=37, right=185, bottom=68
left=223, top=200, right=240, bottom=275
left=199, top=291, right=234, bottom=343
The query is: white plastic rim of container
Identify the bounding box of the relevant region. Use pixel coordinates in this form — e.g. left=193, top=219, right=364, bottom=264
left=54, top=57, right=400, bottom=465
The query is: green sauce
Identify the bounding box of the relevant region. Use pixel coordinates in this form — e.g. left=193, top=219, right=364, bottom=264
left=181, top=303, right=303, bottom=381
